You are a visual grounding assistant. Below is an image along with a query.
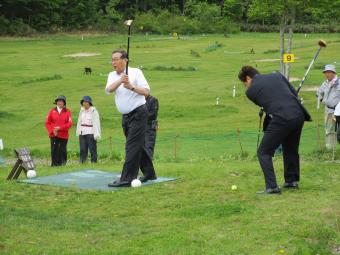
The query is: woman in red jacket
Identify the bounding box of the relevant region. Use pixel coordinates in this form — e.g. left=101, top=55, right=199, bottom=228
left=45, top=95, right=73, bottom=166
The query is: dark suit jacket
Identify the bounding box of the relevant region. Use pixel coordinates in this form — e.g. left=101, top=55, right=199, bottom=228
left=146, top=95, right=159, bottom=122
left=246, top=72, right=311, bottom=121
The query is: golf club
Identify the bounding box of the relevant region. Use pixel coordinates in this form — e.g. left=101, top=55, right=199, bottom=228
left=124, top=19, right=133, bottom=75
left=256, top=108, right=264, bottom=150
left=296, top=40, right=327, bottom=94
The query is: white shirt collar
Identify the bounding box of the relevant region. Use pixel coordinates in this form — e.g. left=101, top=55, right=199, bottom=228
left=57, top=106, right=63, bottom=113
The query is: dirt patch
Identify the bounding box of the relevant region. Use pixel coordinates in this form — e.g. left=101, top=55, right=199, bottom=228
left=255, top=57, right=300, bottom=62
left=301, top=86, right=318, bottom=92
left=63, top=52, right=101, bottom=57
left=255, top=58, right=281, bottom=62
left=289, top=77, right=301, bottom=82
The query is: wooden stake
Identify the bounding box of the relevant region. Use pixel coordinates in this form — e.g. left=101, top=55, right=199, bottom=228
left=174, top=133, right=179, bottom=160
left=236, top=129, right=244, bottom=154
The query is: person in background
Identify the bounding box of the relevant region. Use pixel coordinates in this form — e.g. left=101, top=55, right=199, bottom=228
left=334, top=102, right=340, bottom=144
left=76, top=96, right=101, bottom=163
left=317, top=64, right=339, bottom=150
left=139, top=95, right=159, bottom=182
left=45, top=95, right=72, bottom=166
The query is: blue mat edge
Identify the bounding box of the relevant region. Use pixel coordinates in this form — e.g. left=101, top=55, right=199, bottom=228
left=17, top=170, right=176, bottom=191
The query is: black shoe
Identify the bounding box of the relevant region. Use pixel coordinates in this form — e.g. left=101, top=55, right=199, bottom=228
left=108, top=180, right=130, bottom=187
left=256, top=187, right=281, bottom=195
left=139, top=176, right=157, bottom=183
left=283, top=181, right=299, bottom=189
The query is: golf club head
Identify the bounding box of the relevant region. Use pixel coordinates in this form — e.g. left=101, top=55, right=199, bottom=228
left=124, top=19, right=133, bottom=26
left=318, top=40, right=327, bottom=48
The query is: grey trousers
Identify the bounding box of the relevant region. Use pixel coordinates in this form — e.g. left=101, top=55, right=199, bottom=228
left=325, top=113, right=336, bottom=150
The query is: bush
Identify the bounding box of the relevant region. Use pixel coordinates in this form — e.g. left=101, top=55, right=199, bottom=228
left=133, top=10, right=240, bottom=35
left=0, top=17, right=35, bottom=36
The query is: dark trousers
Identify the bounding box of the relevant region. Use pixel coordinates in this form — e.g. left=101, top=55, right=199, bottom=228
left=145, top=122, right=157, bottom=159
left=257, top=115, right=304, bottom=189
left=120, top=105, right=156, bottom=182
left=79, top=134, right=97, bottom=163
left=50, top=137, right=68, bottom=167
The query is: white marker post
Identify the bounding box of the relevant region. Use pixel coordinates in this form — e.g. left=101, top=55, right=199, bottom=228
left=232, top=85, right=236, bottom=98
left=0, top=139, right=3, bottom=150
left=216, top=97, right=220, bottom=105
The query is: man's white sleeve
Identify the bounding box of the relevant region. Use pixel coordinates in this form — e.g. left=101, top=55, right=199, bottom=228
left=105, top=73, right=113, bottom=95
left=136, top=69, right=150, bottom=91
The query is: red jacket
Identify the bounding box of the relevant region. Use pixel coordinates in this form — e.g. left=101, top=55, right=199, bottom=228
left=45, top=107, right=73, bottom=139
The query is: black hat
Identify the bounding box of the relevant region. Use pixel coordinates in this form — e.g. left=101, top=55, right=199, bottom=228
left=80, top=96, right=93, bottom=106
left=54, top=95, right=66, bottom=105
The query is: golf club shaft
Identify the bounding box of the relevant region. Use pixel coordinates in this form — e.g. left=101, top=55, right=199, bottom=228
left=256, top=109, right=264, bottom=150
left=297, top=46, right=322, bottom=94
left=126, top=25, right=131, bottom=75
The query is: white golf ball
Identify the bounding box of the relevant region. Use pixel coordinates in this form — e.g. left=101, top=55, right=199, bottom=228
left=131, top=179, right=142, bottom=188
left=27, top=170, right=37, bottom=179
left=231, top=185, right=237, bottom=191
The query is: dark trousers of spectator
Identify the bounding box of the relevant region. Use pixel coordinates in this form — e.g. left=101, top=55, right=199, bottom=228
left=79, top=134, right=97, bottom=163
left=120, top=105, right=156, bottom=182
left=257, top=115, right=304, bottom=189
left=50, top=137, right=68, bottom=167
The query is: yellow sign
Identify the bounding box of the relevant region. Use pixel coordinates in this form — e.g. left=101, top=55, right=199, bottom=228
left=283, top=54, right=295, bottom=63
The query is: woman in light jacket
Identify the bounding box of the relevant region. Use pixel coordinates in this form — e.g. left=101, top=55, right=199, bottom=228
left=76, top=96, right=101, bottom=163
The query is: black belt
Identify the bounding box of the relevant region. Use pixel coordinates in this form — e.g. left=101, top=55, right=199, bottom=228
left=81, top=124, right=93, bottom=127
left=123, top=105, right=145, bottom=118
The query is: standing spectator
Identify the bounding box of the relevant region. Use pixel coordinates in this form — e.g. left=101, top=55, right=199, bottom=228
left=45, top=95, right=72, bottom=166
left=317, top=65, right=339, bottom=150
left=76, top=96, right=101, bottom=163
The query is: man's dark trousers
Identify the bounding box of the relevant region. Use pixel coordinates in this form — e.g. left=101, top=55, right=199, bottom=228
left=50, top=137, right=68, bottom=166
left=258, top=114, right=304, bottom=189
left=79, top=134, right=97, bottom=163
left=120, top=105, right=156, bottom=182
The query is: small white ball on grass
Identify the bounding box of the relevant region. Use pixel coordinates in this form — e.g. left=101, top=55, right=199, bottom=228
left=231, top=185, right=237, bottom=191
left=131, top=179, right=142, bottom=188
left=27, top=170, right=37, bottom=179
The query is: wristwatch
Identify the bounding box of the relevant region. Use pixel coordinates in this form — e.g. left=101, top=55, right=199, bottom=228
left=131, top=86, right=135, bottom=91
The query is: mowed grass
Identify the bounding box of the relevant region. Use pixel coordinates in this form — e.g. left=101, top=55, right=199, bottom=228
left=0, top=32, right=340, bottom=254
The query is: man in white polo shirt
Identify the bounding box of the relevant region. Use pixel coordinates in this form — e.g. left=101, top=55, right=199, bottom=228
left=105, top=50, right=157, bottom=187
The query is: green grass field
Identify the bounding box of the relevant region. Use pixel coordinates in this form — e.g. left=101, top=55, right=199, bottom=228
left=0, top=32, right=340, bottom=254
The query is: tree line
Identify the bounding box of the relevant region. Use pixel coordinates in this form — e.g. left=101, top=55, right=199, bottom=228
left=0, top=0, right=339, bottom=35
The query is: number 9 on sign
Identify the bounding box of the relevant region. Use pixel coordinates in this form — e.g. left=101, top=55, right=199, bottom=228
left=283, top=54, right=295, bottom=63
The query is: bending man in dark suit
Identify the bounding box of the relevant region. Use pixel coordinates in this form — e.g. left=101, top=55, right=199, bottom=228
left=238, top=66, right=311, bottom=194
left=139, top=95, right=159, bottom=182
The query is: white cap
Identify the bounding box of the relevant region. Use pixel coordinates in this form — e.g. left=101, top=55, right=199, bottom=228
left=323, top=64, right=336, bottom=73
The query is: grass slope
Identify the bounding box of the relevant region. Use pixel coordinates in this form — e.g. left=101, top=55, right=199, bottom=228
left=0, top=32, right=340, bottom=254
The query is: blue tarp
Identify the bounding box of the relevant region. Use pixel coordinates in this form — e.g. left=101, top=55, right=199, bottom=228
left=19, top=170, right=175, bottom=191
